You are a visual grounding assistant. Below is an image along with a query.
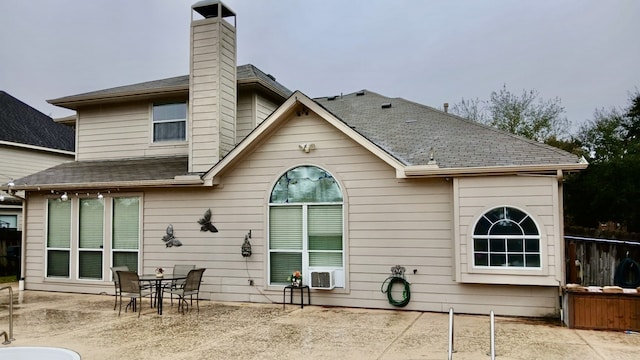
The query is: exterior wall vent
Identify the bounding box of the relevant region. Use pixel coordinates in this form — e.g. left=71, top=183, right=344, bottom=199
left=381, top=103, right=392, bottom=109
left=356, top=90, right=365, bottom=96
left=310, top=270, right=335, bottom=290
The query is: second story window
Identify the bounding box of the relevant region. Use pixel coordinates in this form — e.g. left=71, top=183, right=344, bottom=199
left=152, top=102, right=187, bottom=142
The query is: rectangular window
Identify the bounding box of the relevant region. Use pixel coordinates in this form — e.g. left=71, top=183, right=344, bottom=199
left=78, top=199, right=104, bottom=279
left=152, top=102, right=186, bottom=142
left=0, top=215, right=17, bottom=229
left=45, top=196, right=141, bottom=280
left=269, top=204, right=343, bottom=285
left=47, top=199, right=71, bottom=278
left=269, top=206, right=302, bottom=284
left=112, top=197, right=140, bottom=272
left=308, top=205, right=343, bottom=267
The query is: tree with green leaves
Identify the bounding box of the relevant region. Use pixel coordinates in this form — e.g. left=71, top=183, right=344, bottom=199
left=565, top=91, right=640, bottom=232
left=450, top=84, right=570, bottom=142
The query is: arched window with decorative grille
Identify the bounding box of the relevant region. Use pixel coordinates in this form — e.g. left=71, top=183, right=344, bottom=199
left=268, top=165, right=344, bottom=287
left=472, top=206, right=541, bottom=269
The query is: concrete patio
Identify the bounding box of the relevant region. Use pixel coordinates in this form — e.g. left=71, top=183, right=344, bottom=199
left=0, top=282, right=639, bottom=359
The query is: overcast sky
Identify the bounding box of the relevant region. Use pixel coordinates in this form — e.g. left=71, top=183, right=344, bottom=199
left=1, top=0, right=638, bottom=134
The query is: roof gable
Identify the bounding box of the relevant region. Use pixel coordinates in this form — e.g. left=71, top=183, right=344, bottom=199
left=0, top=91, right=75, bottom=152
left=204, top=91, right=405, bottom=183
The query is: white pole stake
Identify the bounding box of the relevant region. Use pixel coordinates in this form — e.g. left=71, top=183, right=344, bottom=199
left=489, top=310, right=496, bottom=359
left=448, top=307, right=455, bottom=359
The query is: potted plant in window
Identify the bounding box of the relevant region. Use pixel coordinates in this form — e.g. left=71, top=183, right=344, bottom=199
left=287, top=271, right=302, bottom=287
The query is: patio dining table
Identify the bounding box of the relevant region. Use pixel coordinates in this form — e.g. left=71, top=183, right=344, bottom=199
left=139, top=274, right=187, bottom=315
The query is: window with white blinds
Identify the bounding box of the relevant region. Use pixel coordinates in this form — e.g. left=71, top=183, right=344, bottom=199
left=45, top=196, right=140, bottom=280
left=112, top=197, right=140, bottom=271
left=47, top=199, right=71, bottom=278
left=268, top=166, right=344, bottom=286
left=79, top=199, right=104, bottom=279
left=153, top=102, right=187, bottom=142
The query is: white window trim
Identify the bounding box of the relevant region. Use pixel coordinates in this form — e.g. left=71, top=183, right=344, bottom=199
left=44, top=194, right=143, bottom=283
left=150, top=101, right=188, bottom=144
left=266, top=165, right=346, bottom=289
left=471, top=206, right=542, bottom=270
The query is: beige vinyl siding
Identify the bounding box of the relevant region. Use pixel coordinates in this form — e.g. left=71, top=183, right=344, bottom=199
left=218, top=21, right=236, bottom=158
left=236, top=92, right=254, bottom=143
left=76, top=101, right=188, bottom=161
left=454, top=175, right=562, bottom=288
left=256, top=94, right=278, bottom=124
left=1, top=145, right=73, bottom=177
left=189, top=17, right=236, bottom=172
left=145, top=113, right=558, bottom=316
left=1, top=146, right=73, bottom=230
left=236, top=92, right=280, bottom=144
left=22, top=111, right=560, bottom=317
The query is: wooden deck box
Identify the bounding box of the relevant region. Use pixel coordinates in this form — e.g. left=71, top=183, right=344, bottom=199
left=567, top=291, right=640, bottom=331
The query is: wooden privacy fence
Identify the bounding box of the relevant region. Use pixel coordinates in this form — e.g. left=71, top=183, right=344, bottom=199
left=565, top=235, right=640, bottom=286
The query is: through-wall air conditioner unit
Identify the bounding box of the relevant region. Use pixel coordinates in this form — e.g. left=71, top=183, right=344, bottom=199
left=310, top=270, right=335, bottom=290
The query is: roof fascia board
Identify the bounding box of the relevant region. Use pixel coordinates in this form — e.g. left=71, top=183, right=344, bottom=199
left=10, top=177, right=204, bottom=192
left=48, top=86, right=188, bottom=110
left=0, top=140, right=75, bottom=156
left=401, top=163, right=589, bottom=178
left=237, top=78, right=288, bottom=100
left=204, top=91, right=405, bottom=182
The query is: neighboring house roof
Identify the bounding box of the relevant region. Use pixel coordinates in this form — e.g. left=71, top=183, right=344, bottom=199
left=48, top=64, right=292, bottom=110
left=0, top=91, right=75, bottom=152
left=315, top=90, right=581, bottom=168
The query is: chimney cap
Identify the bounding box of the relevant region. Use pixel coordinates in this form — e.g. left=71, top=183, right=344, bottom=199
left=192, top=1, right=235, bottom=19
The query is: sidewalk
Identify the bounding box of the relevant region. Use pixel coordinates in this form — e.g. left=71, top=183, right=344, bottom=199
left=1, top=284, right=639, bottom=359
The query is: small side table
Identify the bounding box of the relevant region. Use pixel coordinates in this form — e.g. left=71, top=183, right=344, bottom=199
left=283, top=285, right=311, bottom=309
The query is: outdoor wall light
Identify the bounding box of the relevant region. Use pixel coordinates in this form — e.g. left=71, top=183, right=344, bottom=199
left=298, top=143, right=315, bottom=153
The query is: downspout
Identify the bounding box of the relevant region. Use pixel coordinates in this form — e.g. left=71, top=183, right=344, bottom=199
left=19, top=193, right=26, bottom=291
left=556, top=169, right=565, bottom=324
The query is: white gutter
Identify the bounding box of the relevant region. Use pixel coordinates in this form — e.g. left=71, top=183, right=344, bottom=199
left=10, top=177, right=204, bottom=192
left=400, top=162, right=588, bottom=178
left=0, top=141, right=75, bottom=156
left=48, top=86, right=188, bottom=110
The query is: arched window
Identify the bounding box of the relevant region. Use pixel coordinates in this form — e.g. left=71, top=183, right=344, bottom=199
left=269, top=166, right=344, bottom=286
left=472, top=206, right=540, bottom=268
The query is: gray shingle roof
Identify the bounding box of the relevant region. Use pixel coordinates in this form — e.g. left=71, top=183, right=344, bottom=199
left=315, top=90, right=580, bottom=168
left=14, top=156, right=188, bottom=187
left=12, top=89, right=582, bottom=189
left=48, top=64, right=292, bottom=107
left=0, top=91, right=75, bottom=152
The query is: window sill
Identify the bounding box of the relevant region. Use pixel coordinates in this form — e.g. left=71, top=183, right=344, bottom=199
left=266, top=284, right=348, bottom=294
left=459, top=271, right=558, bottom=286
left=150, top=141, right=188, bottom=147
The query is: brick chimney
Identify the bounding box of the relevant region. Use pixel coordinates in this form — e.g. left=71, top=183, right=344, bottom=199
left=189, top=1, right=237, bottom=173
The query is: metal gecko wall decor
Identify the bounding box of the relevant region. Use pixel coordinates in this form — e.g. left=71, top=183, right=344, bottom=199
left=197, top=208, right=218, bottom=233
